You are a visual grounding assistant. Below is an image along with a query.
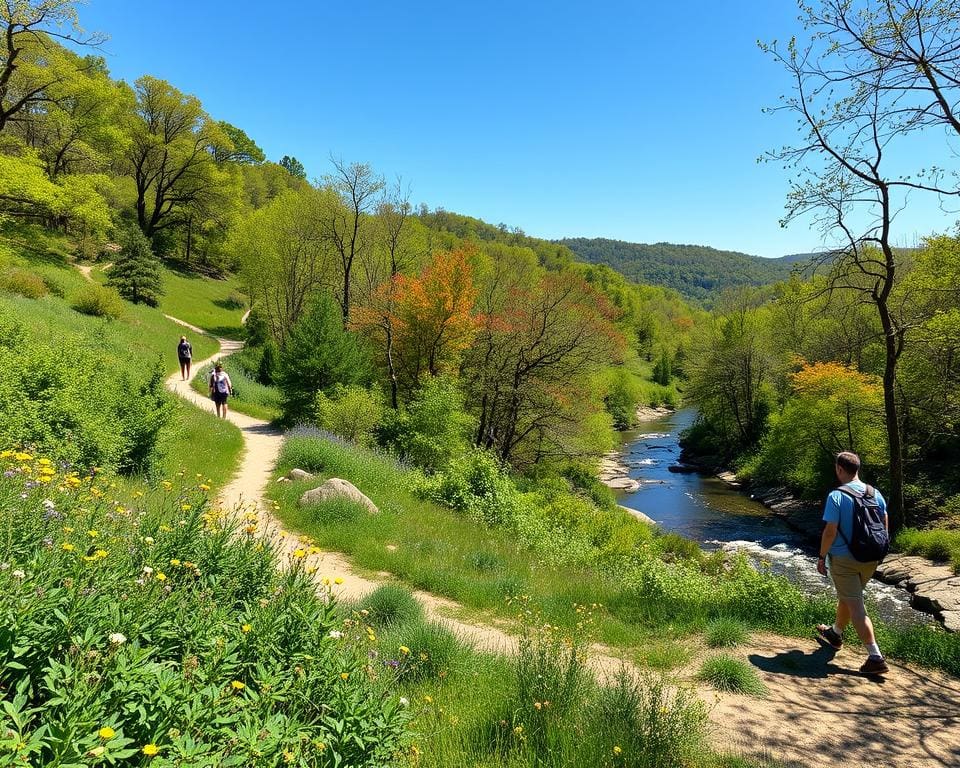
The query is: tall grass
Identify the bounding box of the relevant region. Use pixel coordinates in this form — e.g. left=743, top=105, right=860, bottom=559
left=158, top=266, right=246, bottom=339
left=895, top=527, right=960, bottom=573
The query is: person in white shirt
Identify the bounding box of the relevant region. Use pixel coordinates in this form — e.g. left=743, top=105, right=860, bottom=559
left=208, top=362, right=233, bottom=418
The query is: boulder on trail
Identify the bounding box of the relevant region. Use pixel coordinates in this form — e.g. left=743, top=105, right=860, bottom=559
left=299, top=478, right=378, bottom=515
left=287, top=468, right=315, bottom=481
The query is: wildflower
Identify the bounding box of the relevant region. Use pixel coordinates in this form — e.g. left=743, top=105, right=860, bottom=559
left=87, top=746, right=106, bottom=757
left=133, top=490, right=144, bottom=498
left=293, top=549, right=306, bottom=559
left=340, top=672, right=349, bottom=680
left=334, top=577, right=344, bottom=585
left=143, top=536, right=154, bottom=545
left=399, top=696, right=409, bottom=707
left=98, top=726, right=116, bottom=740
left=199, top=484, right=210, bottom=491
left=109, top=633, right=127, bottom=645
left=142, top=566, right=154, bottom=575
left=613, top=745, right=623, bottom=756
left=63, top=526, right=74, bottom=533
left=169, top=559, right=181, bottom=567
left=181, top=504, right=191, bottom=511
left=241, top=624, right=252, bottom=633
left=11, top=569, right=25, bottom=580
left=87, top=530, right=99, bottom=538
left=231, top=680, right=245, bottom=690
left=142, top=744, right=159, bottom=756
left=155, top=572, right=167, bottom=582
left=14, top=452, right=32, bottom=462
left=328, top=630, right=344, bottom=640
left=61, top=543, right=75, bottom=552
left=424, top=695, right=433, bottom=704
left=399, top=645, right=410, bottom=655
left=283, top=750, right=294, bottom=763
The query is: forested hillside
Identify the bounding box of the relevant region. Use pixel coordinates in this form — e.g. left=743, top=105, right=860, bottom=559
left=561, top=237, right=800, bottom=303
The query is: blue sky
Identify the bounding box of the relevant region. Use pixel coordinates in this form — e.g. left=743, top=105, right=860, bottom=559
left=78, top=0, right=956, bottom=258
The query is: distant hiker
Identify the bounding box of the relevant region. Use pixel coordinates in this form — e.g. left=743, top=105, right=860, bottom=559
left=816, top=451, right=891, bottom=675
left=208, top=362, right=233, bottom=418
left=177, top=336, right=193, bottom=381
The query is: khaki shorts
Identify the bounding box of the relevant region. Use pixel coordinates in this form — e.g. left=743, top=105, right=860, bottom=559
left=828, top=554, right=877, bottom=602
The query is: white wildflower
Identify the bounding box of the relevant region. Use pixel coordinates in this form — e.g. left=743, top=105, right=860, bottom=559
left=108, top=633, right=127, bottom=645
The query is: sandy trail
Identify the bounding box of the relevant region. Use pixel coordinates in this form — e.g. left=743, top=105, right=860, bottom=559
left=155, top=311, right=960, bottom=768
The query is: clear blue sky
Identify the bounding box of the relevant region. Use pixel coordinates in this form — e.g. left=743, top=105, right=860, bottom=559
left=79, top=0, right=955, bottom=258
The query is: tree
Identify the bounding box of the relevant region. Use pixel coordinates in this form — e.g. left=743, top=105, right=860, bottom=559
left=321, top=158, right=384, bottom=325
left=275, top=292, right=372, bottom=423
left=107, top=225, right=163, bottom=306
left=123, top=76, right=231, bottom=239
left=231, top=187, right=337, bottom=346
left=279, top=155, right=306, bottom=180
left=761, top=0, right=960, bottom=529
left=0, top=1, right=104, bottom=134
left=214, top=121, right=264, bottom=164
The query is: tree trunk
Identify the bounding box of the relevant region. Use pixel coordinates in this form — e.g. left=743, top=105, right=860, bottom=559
left=877, top=297, right=906, bottom=531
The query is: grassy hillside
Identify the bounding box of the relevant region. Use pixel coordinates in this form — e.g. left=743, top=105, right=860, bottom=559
left=561, top=238, right=796, bottom=303
left=0, top=224, right=242, bottom=488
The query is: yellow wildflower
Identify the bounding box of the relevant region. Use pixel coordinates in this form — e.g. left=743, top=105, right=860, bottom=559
left=613, top=746, right=623, bottom=756
left=61, top=543, right=75, bottom=552
left=98, top=726, right=116, bottom=740
left=293, top=549, right=306, bottom=559
left=199, top=484, right=210, bottom=491
left=87, top=530, right=99, bottom=538
left=169, top=559, right=181, bottom=567
left=241, top=623, right=252, bottom=633
left=155, top=572, right=167, bottom=582
left=334, top=577, right=344, bottom=585
left=14, top=452, right=32, bottom=462
left=399, top=645, right=410, bottom=655
left=231, top=680, right=245, bottom=690
left=340, top=672, right=349, bottom=680
left=181, top=504, right=191, bottom=511
left=142, top=743, right=159, bottom=756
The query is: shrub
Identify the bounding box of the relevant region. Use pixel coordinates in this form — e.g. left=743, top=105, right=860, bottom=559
left=258, top=338, right=278, bottom=384
left=417, top=449, right=519, bottom=525
left=276, top=294, right=372, bottom=423
left=107, top=225, right=163, bottom=306
left=71, top=283, right=124, bottom=319
left=355, top=584, right=425, bottom=630
left=706, top=617, right=749, bottom=648
left=697, top=655, right=767, bottom=696
left=0, top=268, right=48, bottom=299
left=377, top=375, right=474, bottom=471
left=315, top=385, right=384, bottom=445
left=605, top=368, right=643, bottom=429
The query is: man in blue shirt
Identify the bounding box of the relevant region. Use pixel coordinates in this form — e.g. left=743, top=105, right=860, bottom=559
left=815, top=451, right=889, bottom=675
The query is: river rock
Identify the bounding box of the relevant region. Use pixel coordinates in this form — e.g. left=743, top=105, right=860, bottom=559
left=667, top=463, right=698, bottom=474
left=299, top=478, right=378, bottom=515
left=618, top=504, right=656, bottom=526
left=287, top=468, right=315, bottom=481
left=604, top=477, right=641, bottom=492
left=942, top=611, right=960, bottom=633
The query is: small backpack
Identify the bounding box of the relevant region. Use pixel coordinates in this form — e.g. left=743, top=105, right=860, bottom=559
left=835, top=485, right=890, bottom=563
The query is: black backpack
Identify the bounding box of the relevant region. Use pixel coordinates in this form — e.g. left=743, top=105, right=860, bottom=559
left=835, top=485, right=890, bottom=563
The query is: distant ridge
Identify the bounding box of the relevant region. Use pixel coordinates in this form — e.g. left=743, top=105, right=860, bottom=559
left=560, top=237, right=803, bottom=303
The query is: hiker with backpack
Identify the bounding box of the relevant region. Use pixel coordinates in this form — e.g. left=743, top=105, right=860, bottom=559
left=208, top=362, right=233, bottom=419
left=177, top=335, right=193, bottom=381
left=816, top=451, right=891, bottom=675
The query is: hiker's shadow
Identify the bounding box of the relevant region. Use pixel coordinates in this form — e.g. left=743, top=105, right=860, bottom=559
left=749, top=642, right=883, bottom=682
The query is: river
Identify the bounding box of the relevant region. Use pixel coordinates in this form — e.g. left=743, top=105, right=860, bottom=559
left=616, top=407, right=929, bottom=627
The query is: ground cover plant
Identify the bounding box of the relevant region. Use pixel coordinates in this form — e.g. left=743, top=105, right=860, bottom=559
left=895, top=527, right=960, bottom=574
left=270, top=431, right=960, bottom=677
left=0, top=452, right=409, bottom=767
left=697, top=655, right=768, bottom=697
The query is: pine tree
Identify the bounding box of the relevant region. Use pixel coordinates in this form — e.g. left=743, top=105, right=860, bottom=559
left=108, top=226, right=163, bottom=306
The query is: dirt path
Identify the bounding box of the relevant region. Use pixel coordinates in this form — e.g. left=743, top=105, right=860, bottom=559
left=156, top=311, right=960, bottom=767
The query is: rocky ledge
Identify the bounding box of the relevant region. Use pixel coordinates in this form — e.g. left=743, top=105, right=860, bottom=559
left=875, top=553, right=960, bottom=633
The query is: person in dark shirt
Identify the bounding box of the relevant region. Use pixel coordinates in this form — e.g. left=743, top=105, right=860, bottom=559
left=177, top=336, right=193, bottom=381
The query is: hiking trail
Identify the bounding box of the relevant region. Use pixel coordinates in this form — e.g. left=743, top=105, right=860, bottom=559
left=72, top=254, right=959, bottom=768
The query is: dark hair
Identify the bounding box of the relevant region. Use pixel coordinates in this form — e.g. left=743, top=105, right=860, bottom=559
left=835, top=451, right=861, bottom=473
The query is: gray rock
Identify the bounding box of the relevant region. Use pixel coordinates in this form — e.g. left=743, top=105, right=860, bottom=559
left=941, top=611, right=960, bottom=633
left=619, top=504, right=656, bottom=526
left=299, top=478, right=378, bottom=515
left=287, top=468, right=315, bottom=481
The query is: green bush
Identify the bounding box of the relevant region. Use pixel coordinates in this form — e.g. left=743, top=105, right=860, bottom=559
left=71, top=283, right=125, bottom=319
left=895, top=527, right=960, bottom=573
left=355, top=584, right=425, bottom=630
left=315, top=385, right=384, bottom=445
left=0, top=457, right=409, bottom=766
left=277, top=294, right=372, bottom=423
left=605, top=368, right=643, bottom=429
left=0, top=268, right=48, bottom=299
left=706, top=617, right=749, bottom=648
left=377, top=375, right=474, bottom=471
left=417, top=449, right=519, bottom=525
left=697, top=655, right=767, bottom=696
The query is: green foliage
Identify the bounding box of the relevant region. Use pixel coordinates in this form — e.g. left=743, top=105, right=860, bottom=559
left=107, top=225, right=163, bottom=306
left=258, top=338, right=278, bottom=384
left=652, top=348, right=673, bottom=385
left=71, top=282, right=124, bottom=319
left=354, top=584, right=425, bottom=630
left=417, top=448, right=519, bottom=526
left=377, top=375, right=474, bottom=471
left=0, top=457, right=408, bottom=767
left=895, top=528, right=960, bottom=573
left=280, top=155, right=307, bottom=179
left=276, top=293, right=372, bottom=423
left=605, top=368, right=643, bottom=429
left=0, top=267, right=47, bottom=298
left=315, top=385, right=384, bottom=445
left=382, top=620, right=467, bottom=683
left=697, top=655, right=767, bottom=696
left=706, top=617, right=749, bottom=648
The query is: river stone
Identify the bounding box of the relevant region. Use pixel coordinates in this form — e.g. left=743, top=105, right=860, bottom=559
left=604, top=477, right=640, bottom=492
left=287, top=468, right=315, bottom=481
left=941, top=611, right=960, bottom=633
left=299, top=478, right=378, bottom=515
left=619, top=504, right=656, bottom=526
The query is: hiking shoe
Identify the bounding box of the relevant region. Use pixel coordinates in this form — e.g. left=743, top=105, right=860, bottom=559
left=859, top=655, right=889, bottom=675
left=816, top=624, right=843, bottom=650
